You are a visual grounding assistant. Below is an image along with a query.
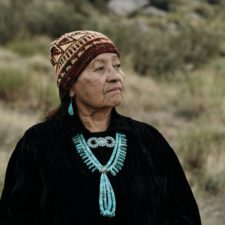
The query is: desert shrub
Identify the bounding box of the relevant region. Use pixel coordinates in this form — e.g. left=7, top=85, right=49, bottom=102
left=173, top=70, right=225, bottom=121
left=24, top=2, right=88, bottom=38
left=88, top=0, right=110, bottom=11
left=0, top=49, right=58, bottom=110
left=131, top=22, right=221, bottom=77
left=0, top=2, right=18, bottom=44
left=0, top=68, right=30, bottom=101
left=6, top=37, right=50, bottom=56
left=176, top=24, right=220, bottom=65
left=150, top=0, right=171, bottom=11
left=177, top=125, right=225, bottom=193
left=0, top=0, right=93, bottom=43
left=104, top=17, right=221, bottom=77
left=0, top=0, right=34, bottom=44
left=35, top=80, right=59, bottom=110
left=132, top=31, right=181, bottom=76
left=204, top=172, right=225, bottom=193
left=103, top=23, right=179, bottom=76
left=205, top=0, right=221, bottom=4
left=25, top=72, right=59, bottom=110
left=0, top=120, right=18, bottom=150
left=103, top=23, right=140, bottom=55
left=193, top=2, right=214, bottom=18
left=0, top=68, right=59, bottom=110
left=0, top=130, right=8, bottom=148
left=178, top=127, right=211, bottom=171
left=7, top=39, right=35, bottom=56
left=173, top=74, right=207, bottom=119
left=63, top=0, right=93, bottom=12
left=211, top=57, right=225, bottom=75
left=27, top=55, right=52, bottom=73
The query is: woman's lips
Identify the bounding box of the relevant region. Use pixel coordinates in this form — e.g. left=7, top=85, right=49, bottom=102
left=106, top=87, right=122, bottom=93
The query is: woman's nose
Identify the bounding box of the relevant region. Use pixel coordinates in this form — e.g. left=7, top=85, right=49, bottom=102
left=107, top=66, right=122, bottom=82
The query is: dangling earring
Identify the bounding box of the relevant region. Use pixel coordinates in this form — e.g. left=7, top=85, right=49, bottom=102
left=68, top=97, right=74, bottom=116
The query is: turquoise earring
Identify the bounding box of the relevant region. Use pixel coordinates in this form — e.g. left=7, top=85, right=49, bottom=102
left=68, top=97, right=74, bottom=116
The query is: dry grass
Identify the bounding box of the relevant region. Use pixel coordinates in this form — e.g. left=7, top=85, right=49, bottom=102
left=0, top=101, right=41, bottom=192
left=0, top=151, right=10, bottom=192
left=0, top=48, right=59, bottom=110
left=0, top=101, right=41, bottom=149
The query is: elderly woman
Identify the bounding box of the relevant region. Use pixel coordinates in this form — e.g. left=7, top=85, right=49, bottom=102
left=0, top=31, right=201, bottom=225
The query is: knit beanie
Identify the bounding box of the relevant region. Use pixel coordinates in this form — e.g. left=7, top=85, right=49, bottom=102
left=49, top=30, right=119, bottom=100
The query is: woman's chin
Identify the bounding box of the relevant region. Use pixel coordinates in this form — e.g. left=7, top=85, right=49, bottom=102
left=109, top=96, right=123, bottom=107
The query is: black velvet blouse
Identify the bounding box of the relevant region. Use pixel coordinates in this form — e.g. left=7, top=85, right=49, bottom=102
left=0, top=109, right=201, bottom=225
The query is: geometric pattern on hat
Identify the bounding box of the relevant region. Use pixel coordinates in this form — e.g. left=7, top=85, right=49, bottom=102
left=49, top=30, right=119, bottom=100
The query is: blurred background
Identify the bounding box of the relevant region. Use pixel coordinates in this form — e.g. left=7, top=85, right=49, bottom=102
left=0, top=0, right=225, bottom=224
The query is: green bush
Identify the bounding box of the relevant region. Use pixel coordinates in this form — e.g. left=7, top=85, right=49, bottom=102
left=87, top=0, right=110, bottom=11
left=106, top=24, right=173, bottom=75
left=0, top=2, right=17, bottom=44
left=0, top=0, right=33, bottom=44
left=204, top=173, right=225, bottom=194
left=24, top=1, right=89, bottom=38
left=6, top=37, right=50, bottom=56
left=0, top=130, right=8, bottom=148
left=177, top=125, right=225, bottom=193
left=0, top=0, right=93, bottom=43
left=205, top=0, right=221, bottom=4
left=33, top=78, right=59, bottom=110
left=150, top=0, right=171, bottom=11
left=132, top=31, right=181, bottom=76
left=131, top=24, right=221, bottom=77
left=0, top=68, right=30, bottom=101
left=0, top=67, right=59, bottom=110
left=173, top=74, right=207, bottom=119
left=103, top=17, right=222, bottom=77
left=176, top=24, right=220, bottom=65
left=103, top=23, right=140, bottom=55
left=178, top=127, right=210, bottom=171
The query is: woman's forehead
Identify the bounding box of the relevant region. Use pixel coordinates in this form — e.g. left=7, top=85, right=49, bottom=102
left=92, top=53, right=119, bottom=63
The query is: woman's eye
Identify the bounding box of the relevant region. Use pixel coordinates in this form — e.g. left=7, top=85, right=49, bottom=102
left=94, top=66, right=104, bottom=72
left=114, top=63, right=121, bottom=68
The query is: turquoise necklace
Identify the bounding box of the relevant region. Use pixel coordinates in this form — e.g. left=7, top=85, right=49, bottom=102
left=72, top=132, right=127, bottom=217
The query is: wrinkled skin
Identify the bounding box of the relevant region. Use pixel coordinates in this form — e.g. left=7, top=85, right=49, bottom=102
left=70, top=53, right=125, bottom=112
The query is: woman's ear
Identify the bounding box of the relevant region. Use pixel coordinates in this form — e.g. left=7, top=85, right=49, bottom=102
left=69, top=82, right=77, bottom=97
left=69, top=88, right=75, bottom=97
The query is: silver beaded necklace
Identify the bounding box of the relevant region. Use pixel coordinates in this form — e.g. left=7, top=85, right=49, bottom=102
left=87, top=136, right=116, bottom=148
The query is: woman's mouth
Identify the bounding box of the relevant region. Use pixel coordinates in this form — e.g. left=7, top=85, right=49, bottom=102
left=106, top=87, right=122, bottom=93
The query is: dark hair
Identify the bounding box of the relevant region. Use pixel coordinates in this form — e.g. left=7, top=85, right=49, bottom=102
left=43, top=95, right=71, bottom=121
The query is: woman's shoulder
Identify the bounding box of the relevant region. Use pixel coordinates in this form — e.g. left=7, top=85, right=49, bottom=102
left=118, top=113, right=175, bottom=151
left=9, top=118, right=66, bottom=161
left=118, top=113, right=161, bottom=137
left=21, top=117, right=65, bottom=144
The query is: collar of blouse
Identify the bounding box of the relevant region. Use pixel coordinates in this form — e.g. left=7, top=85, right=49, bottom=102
left=64, top=108, right=131, bottom=135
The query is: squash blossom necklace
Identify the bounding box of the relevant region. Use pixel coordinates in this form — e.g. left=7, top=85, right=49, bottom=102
left=72, top=132, right=127, bottom=217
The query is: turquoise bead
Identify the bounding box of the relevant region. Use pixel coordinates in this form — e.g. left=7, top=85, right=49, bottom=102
left=68, top=100, right=74, bottom=116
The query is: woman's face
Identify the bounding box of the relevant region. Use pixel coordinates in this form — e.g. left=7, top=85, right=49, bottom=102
left=70, top=53, right=125, bottom=111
